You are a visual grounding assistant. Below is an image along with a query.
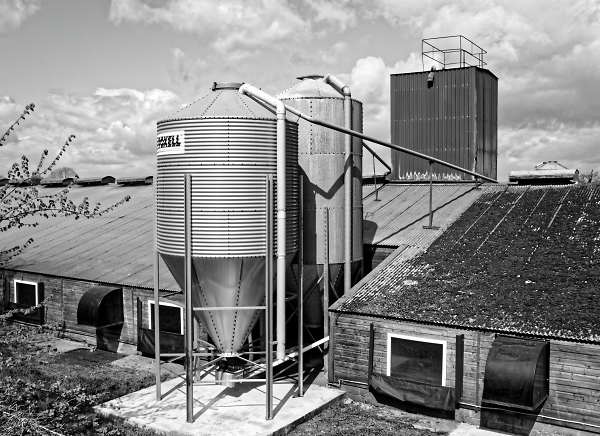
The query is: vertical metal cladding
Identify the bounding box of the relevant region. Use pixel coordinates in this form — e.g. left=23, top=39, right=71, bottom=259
left=156, top=86, right=299, bottom=354
left=277, top=78, right=363, bottom=328
left=390, top=66, right=498, bottom=181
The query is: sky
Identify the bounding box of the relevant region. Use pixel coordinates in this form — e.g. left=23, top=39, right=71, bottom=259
left=1, top=0, right=599, bottom=181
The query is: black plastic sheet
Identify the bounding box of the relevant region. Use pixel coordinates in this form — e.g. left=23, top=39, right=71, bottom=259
left=369, top=374, right=456, bottom=412
left=137, top=327, right=184, bottom=356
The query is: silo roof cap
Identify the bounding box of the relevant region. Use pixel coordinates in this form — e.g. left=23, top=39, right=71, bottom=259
left=159, top=84, right=298, bottom=122
left=277, top=76, right=361, bottom=102
left=211, top=82, right=244, bottom=91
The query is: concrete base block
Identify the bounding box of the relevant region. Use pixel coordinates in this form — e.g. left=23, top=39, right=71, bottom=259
left=96, top=371, right=345, bottom=436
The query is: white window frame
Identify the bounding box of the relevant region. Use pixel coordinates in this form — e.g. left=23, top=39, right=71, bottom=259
left=387, top=333, right=447, bottom=386
left=147, top=300, right=184, bottom=335
left=13, top=279, right=41, bottom=306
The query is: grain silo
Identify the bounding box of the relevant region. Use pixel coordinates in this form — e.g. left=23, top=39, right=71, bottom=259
left=277, top=76, right=363, bottom=336
left=155, top=83, right=299, bottom=355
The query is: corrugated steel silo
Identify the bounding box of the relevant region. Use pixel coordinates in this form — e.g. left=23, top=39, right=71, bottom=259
left=390, top=66, right=498, bottom=180
left=277, top=77, right=363, bottom=329
left=156, top=83, right=299, bottom=354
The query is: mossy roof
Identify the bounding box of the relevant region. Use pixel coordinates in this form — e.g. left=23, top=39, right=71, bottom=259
left=333, top=184, right=600, bottom=343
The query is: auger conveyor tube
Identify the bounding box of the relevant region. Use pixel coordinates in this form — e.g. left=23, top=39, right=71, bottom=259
left=283, top=104, right=498, bottom=184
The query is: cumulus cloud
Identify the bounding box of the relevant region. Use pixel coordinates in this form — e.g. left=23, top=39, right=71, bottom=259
left=359, top=0, right=600, bottom=178
left=167, top=48, right=210, bottom=91
left=289, top=41, right=349, bottom=66
left=303, top=0, right=358, bottom=32
left=347, top=53, right=421, bottom=138
left=0, top=0, right=42, bottom=35
left=109, top=0, right=312, bottom=54
left=1, top=89, right=181, bottom=177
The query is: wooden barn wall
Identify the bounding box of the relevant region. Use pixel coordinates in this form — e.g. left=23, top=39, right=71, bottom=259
left=332, top=313, right=600, bottom=433
left=0, top=269, right=187, bottom=347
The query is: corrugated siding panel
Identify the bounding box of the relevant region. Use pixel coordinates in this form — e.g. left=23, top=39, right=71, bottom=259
left=390, top=67, right=497, bottom=181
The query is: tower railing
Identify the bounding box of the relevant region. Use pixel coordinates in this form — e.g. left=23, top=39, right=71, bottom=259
left=422, top=35, right=487, bottom=69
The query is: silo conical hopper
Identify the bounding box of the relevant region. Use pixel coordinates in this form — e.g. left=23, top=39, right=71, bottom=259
left=156, top=83, right=299, bottom=355
left=277, top=77, right=363, bottom=331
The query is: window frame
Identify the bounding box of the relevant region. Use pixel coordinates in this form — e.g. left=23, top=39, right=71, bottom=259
left=147, top=299, right=184, bottom=335
left=13, top=279, right=41, bottom=307
left=386, top=333, right=448, bottom=386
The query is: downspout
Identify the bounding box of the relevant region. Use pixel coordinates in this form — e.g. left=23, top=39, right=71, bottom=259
left=323, top=74, right=352, bottom=294
left=239, top=84, right=287, bottom=360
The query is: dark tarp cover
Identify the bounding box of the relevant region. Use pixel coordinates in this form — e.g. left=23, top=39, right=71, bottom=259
left=137, top=327, right=184, bottom=356
left=369, top=374, right=456, bottom=412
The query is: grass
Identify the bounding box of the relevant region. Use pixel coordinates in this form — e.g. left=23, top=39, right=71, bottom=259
left=0, top=322, right=450, bottom=436
left=289, top=397, right=447, bottom=436
left=0, top=322, right=166, bottom=436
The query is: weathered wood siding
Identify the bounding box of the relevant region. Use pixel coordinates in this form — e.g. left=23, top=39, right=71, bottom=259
left=333, top=313, right=600, bottom=433
left=0, top=269, right=190, bottom=347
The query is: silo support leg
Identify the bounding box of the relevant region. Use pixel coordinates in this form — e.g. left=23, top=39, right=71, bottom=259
left=298, top=175, right=304, bottom=397
left=153, top=182, right=161, bottom=402
left=323, top=208, right=330, bottom=380
left=184, top=174, right=194, bottom=423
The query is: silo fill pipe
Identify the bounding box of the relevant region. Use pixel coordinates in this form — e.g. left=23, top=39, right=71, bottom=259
left=281, top=104, right=498, bottom=184
left=239, top=84, right=287, bottom=360
left=323, top=74, right=353, bottom=295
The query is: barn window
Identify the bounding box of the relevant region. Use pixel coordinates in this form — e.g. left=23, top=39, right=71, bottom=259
left=387, top=334, right=447, bottom=386
left=14, top=280, right=43, bottom=307
left=148, top=300, right=183, bottom=335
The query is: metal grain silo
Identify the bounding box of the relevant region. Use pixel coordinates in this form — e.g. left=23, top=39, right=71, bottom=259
left=156, top=83, right=299, bottom=354
left=277, top=76, right=363, bottom=331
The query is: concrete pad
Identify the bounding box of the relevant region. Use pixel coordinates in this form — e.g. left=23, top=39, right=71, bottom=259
left=96, top=370, right=344, bottom=436
left=35, top=338, right=91, bottom=353
left=449, top=422, right=507, bottom=436
left=109, top=355, right=186, bottom=377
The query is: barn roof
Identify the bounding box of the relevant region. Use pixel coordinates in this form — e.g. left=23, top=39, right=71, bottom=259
left=363, top=183, right=486, bottom=249
left=0, top=184, right=179, bottom=292
left=334, top=184, right=600, bottom=343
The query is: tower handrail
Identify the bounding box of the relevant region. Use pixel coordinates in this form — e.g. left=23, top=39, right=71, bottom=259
left=422, top=35, right=487, bottom=69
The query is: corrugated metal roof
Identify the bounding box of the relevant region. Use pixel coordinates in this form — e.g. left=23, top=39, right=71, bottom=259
left=535, top=161, right=568, bottom=170
left=508, top=169, right=578, bottom=181
left=1, top=181, right=487, bottom=293
left=40, top=178, right=74, bottom=186
left=76, top=176, right=115, bottom=185
left=1, top=184, right=178, bottom=292
left=116, top=176, right=153, bottom=185
left=335, top=184, right=600, bottom=342
left=363, top=183, right=488, bottom=249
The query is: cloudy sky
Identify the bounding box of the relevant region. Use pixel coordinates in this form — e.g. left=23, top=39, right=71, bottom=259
left=1, top=0, right=598, bottom=181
